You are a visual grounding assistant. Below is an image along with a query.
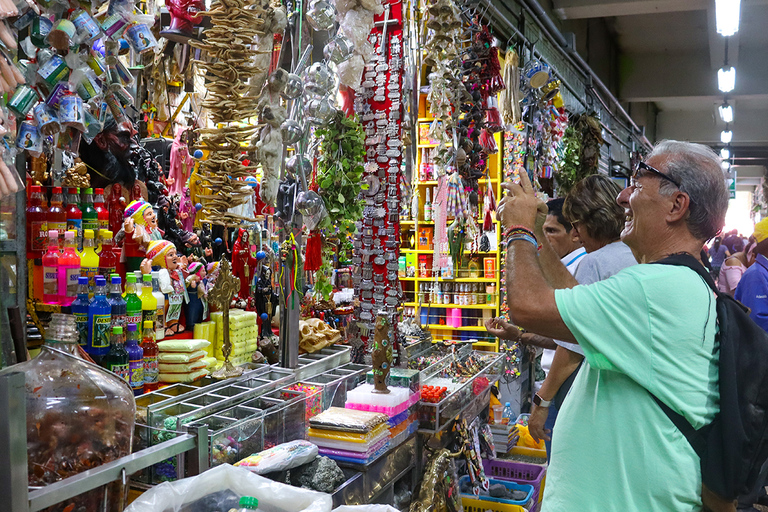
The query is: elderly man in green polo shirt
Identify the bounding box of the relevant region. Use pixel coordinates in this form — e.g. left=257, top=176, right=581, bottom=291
left=498, top=140, right=728, bottom=512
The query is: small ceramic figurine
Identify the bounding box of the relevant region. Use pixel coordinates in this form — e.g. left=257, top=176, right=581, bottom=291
left=231, top=228, right=257, bottom=301
left=185, top=261, right=208, bottom=330
left=106, top=183, right=127, bottom=235
left=161, top=0, right=205, bottom=42
left=115, top=201, right=163, bottom=272
left=141, top=240, right=189, bottom=336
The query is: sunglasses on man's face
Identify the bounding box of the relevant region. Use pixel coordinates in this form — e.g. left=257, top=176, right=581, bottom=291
left=631, top=161, right=681, bottom=188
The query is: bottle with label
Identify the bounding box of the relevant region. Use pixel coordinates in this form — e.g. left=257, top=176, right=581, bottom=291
left=151, top=271, right=166, bottom=341
left=71, top=276, right=90, bottom=347
left=80, top=229, right=99, bottom=295
left=125, top=323, right=144, bottom=396
left=423, top=187, right=431, bottom=222
left=97, top=230, right=118, bottom=280
left=58, top=230, right=81, bottom=306
left=42, top=230, right=60, bottom=304
left=103, top=326, right=129, bottom=383
left=65, top=187, right=83, bottom=250
left=238, top=497, right=259, bottom=512
left=93, top=188, right=109, bottom=231
left=142, top=320, right=159, bottom=393
left=81, top=187, right=98, bottom=234
left=140, top=273, right=157, bottom=328
left=502, top=402, right=513, bottom=425
left=125, top=273, right=143, bottom=329
left=108, top=274, right=127, bottom=343
left=87, top=275, right=111, bottom=363
left=411, top=189, right=419, bottom=221
left=48, top=187, right=67, bottom=243
left=26, top=185, right=48, bottom=259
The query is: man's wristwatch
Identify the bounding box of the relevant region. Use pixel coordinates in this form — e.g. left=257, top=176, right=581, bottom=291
left=533, top=393, right=552, bottom=408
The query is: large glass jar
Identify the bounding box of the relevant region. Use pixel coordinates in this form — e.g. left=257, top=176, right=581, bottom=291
left=0, top=340, right=135, bottom=511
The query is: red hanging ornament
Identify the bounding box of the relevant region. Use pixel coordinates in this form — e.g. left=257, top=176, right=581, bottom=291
left=304, top=231, right=323, bottom=271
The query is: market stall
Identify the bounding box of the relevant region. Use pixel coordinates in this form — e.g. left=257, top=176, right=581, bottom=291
left=0, top=0, right=652, bottom=509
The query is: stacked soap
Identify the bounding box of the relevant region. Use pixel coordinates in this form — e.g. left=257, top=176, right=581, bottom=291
left=308, top=407, right=390, bottom=465
left=193, top=321, right=217, bottom=357
left=210, top=309, right=259, bottom=365
left=157, top=339, right=211, bottom=383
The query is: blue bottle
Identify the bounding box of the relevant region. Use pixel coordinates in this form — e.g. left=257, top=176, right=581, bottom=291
left=108, top=274, right=127, bottom=343
left=125, top=323, right=144, bottom=396
left=88, top=275, right=112, bottom=363
left=71, top=276, right=90, bottom=347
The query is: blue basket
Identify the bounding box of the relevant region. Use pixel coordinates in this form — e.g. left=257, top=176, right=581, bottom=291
left=459, top=475, right=534, bottom=507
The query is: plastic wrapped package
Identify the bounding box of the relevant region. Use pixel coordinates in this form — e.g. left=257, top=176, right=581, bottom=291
left=158, top=360, right=208, bottom=373
left=308, top=422, right=389, bottom=442
left=158, top=368, right=208, bottom=383
left=0, top=345, right=135, bottom=512
left=159, top=350, right=208, bottom=363
left=309, top=406, right=388, bottom=433
left=235, top=440, right=318, bottom=474
left=124, top=463, right=333, bottom=512
left=159, top=339, right=211, bottom=352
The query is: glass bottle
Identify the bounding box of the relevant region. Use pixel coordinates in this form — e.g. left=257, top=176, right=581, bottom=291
left=59, top=230, right=81, bottom=306
left=87, top=275, right=111, bottom=363
left=81, top=187, right=98, bottom=234
left=65, top=187, right=83, bottom=250
left=71, top=276, right=90, bottom=347
left=140, top=273, right=157, bottom=329
left=423, top=187, right=431, bottom=222
left=142, top=320, right=159, bottom=393
left=125, top=323, right=144, bottom=396
left=42, top=230, right=60, bottom=304
left=103, top=325, right=129, bottom=384
left=98, top=229, right=118, bottom=280
left=125, top=273, right=143, bottom=329
left=108, top=274, right=127, bottom=343
left=80, top=229, right=100, bottom=295
left=93, top=187, right=109, bottom=231
left=48, top=186, right=67, bottom=244
left=45, top=313, right=81, bottom=356
left=26, top=185, right=48, bottom=258
left=151, top=270, right=166, bottom=340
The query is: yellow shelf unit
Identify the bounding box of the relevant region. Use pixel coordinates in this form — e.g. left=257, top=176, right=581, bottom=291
left=400, top=94, right=503, bottom=352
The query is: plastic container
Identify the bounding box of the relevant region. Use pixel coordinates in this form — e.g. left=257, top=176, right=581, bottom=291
left=492, top=404, right=504, bottom=425
left=26, top=185, right=48, bottom=258
left=142, top=320, right=159, bottom=393
left=42, top=230, right=60, bottom=303
left=140, top=273, right=157, bottom=329
left=94, top=187, right=109, bottom=231
left=71, top=276, right=90, bottom=346
left=103, top=325, right=129, bottom=382
left=88, top=275, right=112, bottom=361
left=66, top=187, right=83, bottom=250
left=502, top=402, right=513, bottom=425
left=126, top=323, right=144, bottom=396
left=151, top=271, right=166, bottom=340
left=48, top=187, right=67, bottom=240
left=81, top=187, right=98, bottom=233
left=482, top=458, right=547, bottom=506
left=459, top=475, right=534, bottom=506
left=59, top=230, right=81, bottom=306
left=0, top=344, right=135, bottom=512
left=98, top=230, right=119, bottom=279
left=239, top=496, right=259, bottom=511
left=80, top=229, right=99, bottom=294
left=125, top=273, right=144, bottom=328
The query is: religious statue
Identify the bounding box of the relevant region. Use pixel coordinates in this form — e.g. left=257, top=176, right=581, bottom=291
left=185, top=261, right=208, bottom=331
left=141, top=240, right=189, bottom=336
left=106, top=183, right=127, bottom=235
left=209, top=258, right=244, bottom=379
left=161, top=0, right=206, bottom=43
left=231, top=228, right=257, bottom=302
left=115, top=201, right=163, bottom=272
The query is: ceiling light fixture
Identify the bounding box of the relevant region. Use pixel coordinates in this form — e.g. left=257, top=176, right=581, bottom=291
left=721, top=129, right=733, bottom=144
left=718, top=66, right=736, bottom=92
left=716, top=0, right=741, bottom=36
left=719, top=103, right=734, bottom=123
left=720, top=148, right=731, bottom=160
left=722, top=160, right=731, bottom=171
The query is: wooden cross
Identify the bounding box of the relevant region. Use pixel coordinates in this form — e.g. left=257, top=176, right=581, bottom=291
left=209, top=257, right=244, bottom=379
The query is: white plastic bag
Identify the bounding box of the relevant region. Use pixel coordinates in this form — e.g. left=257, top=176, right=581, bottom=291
left=125, top=464, right=333, bottom=512
left=333, top=506, right=399, bottom=512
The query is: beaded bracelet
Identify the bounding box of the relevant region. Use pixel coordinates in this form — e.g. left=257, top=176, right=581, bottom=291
left=502, top=225, right=535, bottom=239
left=506, top=233, right=539, bottom=250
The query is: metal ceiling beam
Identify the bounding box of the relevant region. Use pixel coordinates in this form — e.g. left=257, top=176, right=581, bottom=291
left=553, top=0, right=707, bottom=19
left=619, top=47, right=768, bottom=102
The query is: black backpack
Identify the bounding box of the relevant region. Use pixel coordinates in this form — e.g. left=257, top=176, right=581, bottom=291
left=654, top=253, right=768, bottom=504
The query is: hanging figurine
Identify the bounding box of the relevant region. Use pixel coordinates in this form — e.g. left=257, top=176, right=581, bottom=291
left=141, top=240, right=189, bottom=336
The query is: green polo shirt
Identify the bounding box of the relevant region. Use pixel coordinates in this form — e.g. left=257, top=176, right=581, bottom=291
left=542, top=264, right=719, bottom=511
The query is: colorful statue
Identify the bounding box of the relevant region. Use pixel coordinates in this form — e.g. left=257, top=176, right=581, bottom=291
left=231, top=228, right=257, bottom=301
left=161, top=0, right=206, bottom=43
left=106, top=183, right=127, bottom=235
left=77, top=117, right=139, bottom=190
left=141, top=240, right=189, bottom=336
left=178, top=187, right=195, bottom=232
left=185, top=261, right=208, bottom=331
left=115, top=201, right=163, bottom=272
left=168, top=128, right=194, bottom=197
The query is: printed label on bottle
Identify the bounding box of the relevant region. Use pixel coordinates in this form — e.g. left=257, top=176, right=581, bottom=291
left=155, top=306, right=165, bottom=331
left=129, top=360, right=144, bottom=391
left=110, top=363, right=129, bottom=383
left=50, top=221, right=66, bottom=234
left=67, top=218, right=82, bottom=239
left=43, top=267, right=58, bottom=297
left=82, top=219, right=99, bottom=232
left=98, top=266, right=116, bottom=280
left=126, top=311, right=142, bottom=329
left=99, top=219, right=109, bottom=231
left=67, top=268, right=80, bottom=296
left=142, top=308, right=156, bottom=328
left=91, top=314, right=111, bottom=348
left=143, top=356, right=158, bottom=385
left=74, top=312, right=88, bottom=345
left=31, top=221, right=47, bottom=251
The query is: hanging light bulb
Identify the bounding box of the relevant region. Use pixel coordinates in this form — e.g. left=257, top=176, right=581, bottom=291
left=718, top=104, right=734, bottom=123
left=720, top=148, right=730, bottom=160
left=722, top=160, right=731, bottom=171
left=718, top=66, right=736, bottom=93
left=716, top=0, right=741, bottom=36
left=721, top=129, right=733, bottom=144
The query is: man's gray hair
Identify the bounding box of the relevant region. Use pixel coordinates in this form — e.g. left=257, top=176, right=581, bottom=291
left=648, top=140, right=728, bottom=241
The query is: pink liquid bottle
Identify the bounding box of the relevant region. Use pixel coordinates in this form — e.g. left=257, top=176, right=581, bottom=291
left=58, top=230, right=82, bottom=306
left=42, top=230, right=60, bottom=304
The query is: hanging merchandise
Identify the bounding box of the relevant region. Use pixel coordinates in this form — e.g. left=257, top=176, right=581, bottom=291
left=499, top=48, right=521, bottom=126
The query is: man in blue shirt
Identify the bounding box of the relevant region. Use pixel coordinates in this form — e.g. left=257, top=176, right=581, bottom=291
left=735, top=218, right=768, bottom=332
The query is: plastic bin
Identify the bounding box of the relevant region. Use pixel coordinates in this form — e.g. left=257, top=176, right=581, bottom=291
left=483, top=458, right=546, bottom=506
left=459, top=476, right=533, bottom=507
left=461, top=496, right=529, bottom=512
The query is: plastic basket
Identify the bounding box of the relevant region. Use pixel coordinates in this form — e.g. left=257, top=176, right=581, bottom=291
left=483, top=458, right=546, bottom=506
left=459, top=476, right=534, bottom=506
left=461, top=496, right=530, bottom=512
left=510, top=445, right=547, bottom=461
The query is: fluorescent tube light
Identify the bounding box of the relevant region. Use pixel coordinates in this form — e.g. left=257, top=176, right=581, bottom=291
left=716, top=0, right=741, bottom=36
left=721, top=130, right=733, bottom=144
left=720, top=148, right=730, bottom=160
left=718, top=66, right=736, bottom=93
left=719, top=104, right=734, bottom=123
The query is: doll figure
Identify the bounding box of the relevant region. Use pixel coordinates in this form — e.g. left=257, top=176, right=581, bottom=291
left=178, top=187, right=195, bottom=232
left=107, top=183, right=127, bottom=235
left=231, top=228, right=257, bottom=301
left=115, top=201, right=157, bottom=271
left=168, top=128, right=193, bottom=197
left=161, top=0, right=205, bottom=43
left=185, top=261, right=208, bottom=330
left=141, top=240, right=189, bottom=336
